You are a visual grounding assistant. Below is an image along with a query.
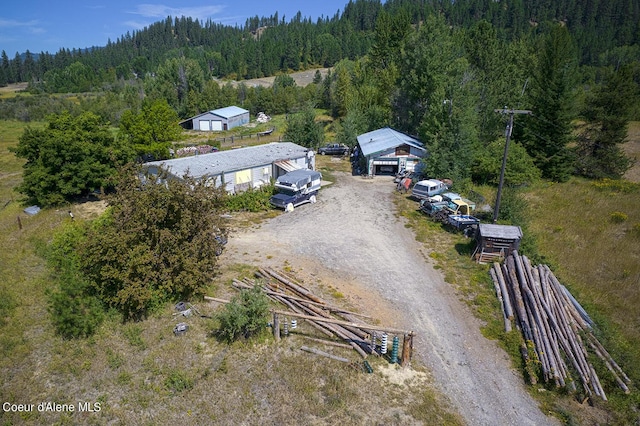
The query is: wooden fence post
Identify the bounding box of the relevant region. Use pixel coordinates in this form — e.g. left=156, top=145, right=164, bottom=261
left=273, top=312, right=280, bottom=342
left=401, top=333, right=413, bottom=367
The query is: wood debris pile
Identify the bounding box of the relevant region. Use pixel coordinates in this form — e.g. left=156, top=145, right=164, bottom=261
left=490, top=251, right=631, bottom=400
left=233, top=267, right=412, bottom=362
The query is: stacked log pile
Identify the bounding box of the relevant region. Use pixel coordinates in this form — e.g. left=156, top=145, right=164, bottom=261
left=232, top=267, right=412, bottom=362
left=490, top=251, right=631, bottom=401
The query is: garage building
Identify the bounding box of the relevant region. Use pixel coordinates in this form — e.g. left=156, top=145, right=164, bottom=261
left=355, top=127, right=427, bottom=176
left=180, top=106, right=250, bottom=131
left=143, top=142, right=315, bottom=194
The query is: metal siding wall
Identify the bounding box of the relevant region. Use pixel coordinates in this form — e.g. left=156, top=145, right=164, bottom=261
left=251, top=165, right=271, bottom=188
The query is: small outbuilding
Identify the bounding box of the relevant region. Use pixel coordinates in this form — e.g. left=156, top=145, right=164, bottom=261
left=180, top=106, right=250, bottom=131
left=143, top=142, right=315, bottom=194
left=354, top=127, right=427, bottom=176
left=473, top=224, right=523, bottom=263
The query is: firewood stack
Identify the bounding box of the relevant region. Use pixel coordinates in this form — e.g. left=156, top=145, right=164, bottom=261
left=490, top=251, right=631, bottom=401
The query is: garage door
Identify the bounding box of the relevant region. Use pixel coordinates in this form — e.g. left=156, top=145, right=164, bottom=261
left=211, top=121, right=223, bottom=131
left=199, top=120, right=211, bottom=131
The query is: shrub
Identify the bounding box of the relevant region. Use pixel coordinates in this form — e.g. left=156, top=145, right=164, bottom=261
left=80, top=166, right=228, bottom=320
left=591, top=179, right=640, bottom=193
left=164, top=368, right=193, bottom=392
left=610, top=211, right=628, bottom=223
left=48, top=268, right=104, bottom=339
left=215, top=286, right=270, bottom=343
left=45, top=222, right=105, bottom=338
left=225, top=184, right=276, bottom=212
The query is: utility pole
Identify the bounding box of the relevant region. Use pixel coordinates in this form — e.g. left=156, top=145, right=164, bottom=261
left=493, top=108, right=532, bottom=223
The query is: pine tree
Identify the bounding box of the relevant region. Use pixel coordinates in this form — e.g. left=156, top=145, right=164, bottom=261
left=575, top=64, right=636, bottom=179
left=521, top=25, right=578, bottom=182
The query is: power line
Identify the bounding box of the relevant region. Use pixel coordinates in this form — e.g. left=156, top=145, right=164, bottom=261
left=493, top=107, right=532, bottom=223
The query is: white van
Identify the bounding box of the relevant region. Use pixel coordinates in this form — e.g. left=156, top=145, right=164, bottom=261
left=411, top=179, right=449, bottom=200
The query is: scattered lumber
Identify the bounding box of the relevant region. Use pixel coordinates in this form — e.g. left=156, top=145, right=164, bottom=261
left=300, top=346, right=350, bottom=363
left=225, top=268, right=414, bottom=363
left=490, top=251, right=631, bottom=401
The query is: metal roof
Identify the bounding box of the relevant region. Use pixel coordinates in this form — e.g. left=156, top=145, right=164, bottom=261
left=144, top=142, right=310, bottom=179
left=356, top=127, right=426, bottom=157
left=478, top=224, right=523, bottom=240
left=210, top=106, right=249, bottom=119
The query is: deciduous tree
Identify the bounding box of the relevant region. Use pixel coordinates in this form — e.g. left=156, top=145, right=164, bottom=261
left=118, top=99, right=182, bottom=161
left=79, top=165, right=228, bottom=320
left=14, top=111, right=131, bottom=206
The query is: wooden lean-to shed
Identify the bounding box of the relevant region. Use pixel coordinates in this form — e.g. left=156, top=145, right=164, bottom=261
left=180, top=106, right=250, bottom=131
left=474, top=224, right=523, bottom=263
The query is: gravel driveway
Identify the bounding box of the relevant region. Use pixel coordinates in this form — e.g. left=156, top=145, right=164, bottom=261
left=227, top=171, right=558, bottom=426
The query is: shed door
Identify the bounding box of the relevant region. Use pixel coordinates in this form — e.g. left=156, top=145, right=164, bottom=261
left=199, top=120, right=211, bottom=131
left=211, top=121, right=223, bottom=131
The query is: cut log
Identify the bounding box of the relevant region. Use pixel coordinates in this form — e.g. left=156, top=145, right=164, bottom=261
left=300, top=346, right=351, bottom=363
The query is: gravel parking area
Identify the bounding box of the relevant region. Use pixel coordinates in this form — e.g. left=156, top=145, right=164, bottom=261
left=226, top=171, right=559, bottom=426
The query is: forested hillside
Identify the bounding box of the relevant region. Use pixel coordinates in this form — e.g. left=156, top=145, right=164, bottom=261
left=1, top=0, right=638, bottom=88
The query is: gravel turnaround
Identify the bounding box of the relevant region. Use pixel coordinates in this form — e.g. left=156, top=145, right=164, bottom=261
left=227, top=172, right=559, bottom=426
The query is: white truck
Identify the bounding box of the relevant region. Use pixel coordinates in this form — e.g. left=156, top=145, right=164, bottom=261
left=411, top=179, right=449, bottom=200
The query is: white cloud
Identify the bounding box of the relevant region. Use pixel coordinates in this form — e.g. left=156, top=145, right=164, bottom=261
left=0, top=18, right=44, bottom=33
left=129, top=4, right=226, bottom=19
left=123, top=20, right=151, bottom=31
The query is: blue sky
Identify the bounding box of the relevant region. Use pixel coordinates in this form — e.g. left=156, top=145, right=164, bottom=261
left=1, top=1, right=350, bottom=55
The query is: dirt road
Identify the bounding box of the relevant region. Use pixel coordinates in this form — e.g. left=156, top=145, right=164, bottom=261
left=227, top=172, right=558, bottom=426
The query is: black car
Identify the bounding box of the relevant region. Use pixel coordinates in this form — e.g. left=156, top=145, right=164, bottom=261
left=318, top=143, right=350, bottom=156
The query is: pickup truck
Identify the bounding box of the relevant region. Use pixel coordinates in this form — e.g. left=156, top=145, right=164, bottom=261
left=318, top=143, right=350, bottom=156
left=447, top=215, right=480, bottom=233
left=269, top=169, right=322, bottom=212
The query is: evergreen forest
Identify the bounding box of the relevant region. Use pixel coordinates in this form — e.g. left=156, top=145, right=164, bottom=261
left=2, top=0, right=639, bottom=193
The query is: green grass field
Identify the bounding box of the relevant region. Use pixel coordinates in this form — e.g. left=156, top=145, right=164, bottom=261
left=1, top=118, right=639, bottom=424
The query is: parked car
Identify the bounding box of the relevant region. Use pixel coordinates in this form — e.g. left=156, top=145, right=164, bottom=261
left=269, top=169, right=322, bottom=212
left=411, top=179, right=449, bottom=200
left=318, top=143, right=350, bottom=156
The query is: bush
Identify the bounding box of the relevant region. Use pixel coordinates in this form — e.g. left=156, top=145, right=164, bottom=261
left=45, top=222, right=105, bottom=338
left=215, top=286, right=270, bottom=343
left=225, top=184, right=276, bottom=212
left=164, top=368, right=194, bottom=392
left=80, top=166, right=228, bottom=320
left=48, top=268, right=104, bottom=339
left=610, top=211, right=628, bottom=223
left=591, top=179, right=640, bottom=193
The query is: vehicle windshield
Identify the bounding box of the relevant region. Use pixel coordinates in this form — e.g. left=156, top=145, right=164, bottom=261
left=277, top=188, right=300, bottom=196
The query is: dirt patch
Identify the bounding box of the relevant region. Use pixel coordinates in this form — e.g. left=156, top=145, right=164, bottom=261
left=217, top=68, right=330, bottom=89
left=224, top=172, right=559, bottom=426
left=0, top=82, right=28, bottom=95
